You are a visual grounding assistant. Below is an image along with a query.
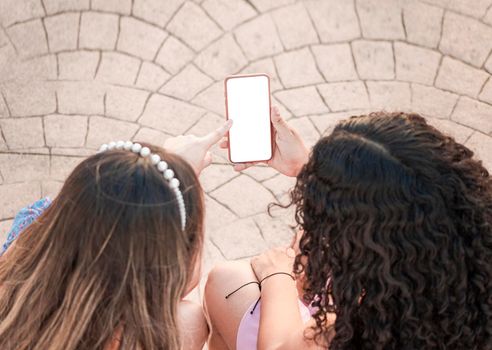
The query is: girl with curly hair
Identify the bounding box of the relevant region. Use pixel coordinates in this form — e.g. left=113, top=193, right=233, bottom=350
left=205, top=109, right=492, bottom=350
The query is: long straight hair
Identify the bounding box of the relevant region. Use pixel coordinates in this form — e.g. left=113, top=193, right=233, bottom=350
left=0, top=143, right=204, bottom=350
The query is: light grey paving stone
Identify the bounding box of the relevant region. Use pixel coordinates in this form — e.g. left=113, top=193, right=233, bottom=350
left=234, top=14, right=283, bottom=60
left=139, top=94, right=205, bottom=135
left=352, top=40, right=394, bottom=80
left=394, top=42, right=441, bottom=85
left=0, top=117, right=44, bottom=149
left=435, top=57, right=489, bottom=98
left=95, top=52, right=141, bottom=86
left=271, top=3, right=318, bottom=50
left=133, top=0, right=184, bottom=27
left=426, top=118, right=474, bottom=144
left=135, top=62, right=171, bottom=91
left=43, top=0, right=89, bottom=14
left=200, top=164, right=238, bottom=192
left=440, top=11, right=492, bottom=68
left=191, top=82, right=225, bottom=117
left=356, top=0, right=405, bottom=40
left=79, top=12, right=119, bottom=50
left=209, top=217, right=268, bottom=260
left=7, top=19, right=48, bottom=57
left=41, top=180, right=64, bottom=199
left=403, top=0, right=443, bottom=48
left=240, top=58, right=283, bottom=91
left=317, top=82, right=370, bottom=112
left=411, top=84, right=459, bottom=118
left=367, top=81, right=411, bottom=111
left=201, top=0, right=256, bottom=31
left=0, top=0, right=44, bottom=27
left=0, top=153, right=49, bottom=183
left=44, top=12, right=79, bottom=52
left=194, top=33, right=248, bottom=80
left=132, top=127, right=172, bottom=146
left=210, top=175, right=276, bottom=217
left=478, top=78, right=492, bottom=105
left=2, top=82, right=56, bottom=117
left=85, top=116, right=139, bottom=149
left=304, top=0, right=360, bottom=43
left=242, top=166, right=278, bottom=182
left=117, top=17, right=168, bottom=61
left=253, top=211, right=296, bottom=248
left=274, top=48, right=324, bottom=88
left=58, top=51, right=99, bottom=80
left=185, top=112, right=223, bottom=137
left=160, top=64, right=213, bottom=101
left=451, top=97, right=492, bottom=134
left=45, top=114, right=88, bottom=147
left=466, top=131, right=492, bottom=171
left=310, top=111, right=357, bottom=135
left=204, top=194, right=237, bottom=233
left=155, top=36, right=195, bottom=74
left=311, top=44, right=358, bottom=82
left=105, top=87, right=150, bottom=122
left=167, top=2, right=222, bottom=51
left=248, top=0, right=295, bottom=12
left=91, top=0, right=132, bottom=14
left=0, top=182, right=41, bottom=220
left=50, top=155, right=84, bottom=181
left=274, top=86, right=328, bottom=116
left=57, top=82, right=105, bottom=115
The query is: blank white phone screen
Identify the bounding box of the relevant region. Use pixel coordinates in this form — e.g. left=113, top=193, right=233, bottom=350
left=226, top=75, right=272, bottom=163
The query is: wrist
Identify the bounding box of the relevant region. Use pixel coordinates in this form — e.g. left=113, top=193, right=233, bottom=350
left=260, top=272, right=295, bottom=290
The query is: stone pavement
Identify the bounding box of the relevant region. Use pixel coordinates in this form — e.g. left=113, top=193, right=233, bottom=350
left=1, top=0, right=492, bottom=298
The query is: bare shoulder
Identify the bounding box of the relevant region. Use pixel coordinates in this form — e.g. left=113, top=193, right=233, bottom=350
left=178, top=300, right=209, bottom=350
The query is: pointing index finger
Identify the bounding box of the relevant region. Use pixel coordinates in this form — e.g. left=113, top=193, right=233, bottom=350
left=200, top=119, right=233, bottom=147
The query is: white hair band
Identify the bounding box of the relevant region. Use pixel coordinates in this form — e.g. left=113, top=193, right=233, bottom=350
left=98, top=141, right=187, bottom=230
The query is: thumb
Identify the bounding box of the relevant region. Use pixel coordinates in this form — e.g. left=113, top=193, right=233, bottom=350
left=270, top=106, right=291, bottom=136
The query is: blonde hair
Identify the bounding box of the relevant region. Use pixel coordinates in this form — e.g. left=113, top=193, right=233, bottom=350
left=0, top=143, right=204, bottom=349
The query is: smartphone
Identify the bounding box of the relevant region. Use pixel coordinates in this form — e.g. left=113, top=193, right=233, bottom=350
left=224, top=74, right=273, bottom=163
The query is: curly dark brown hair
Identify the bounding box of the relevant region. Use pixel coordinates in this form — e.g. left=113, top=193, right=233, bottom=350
left=291, top=112, right=492, bottom=349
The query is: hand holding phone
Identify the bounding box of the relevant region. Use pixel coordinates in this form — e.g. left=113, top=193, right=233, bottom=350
left=220, top=106, right=310, bottom=177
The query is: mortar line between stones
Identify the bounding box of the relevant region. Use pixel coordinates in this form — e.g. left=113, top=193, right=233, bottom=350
left=83, top=116, right=90, bottom=147
left=231, top=32, right=250, bottom=65
left=152, top=34, right=170, bottom=62
left=115, top=15, right=122, bottom=51
left=400, top=9, right=407, bottom=40
left=206, top=173, right=241, bottom=193
left=353, top=0, right=364, bottom=38
left=478, top=75, right=491, bottom=97
left=163, top=1, right=187, bottom=29
left=40, top=17, right=50, bottom=54
left=130, top=125, right=142, bottom=141
left=313, top=85, right=332, bottom=112
left=308, top=45, right=327, bottom=83
left=93, top=51, right=103, bottom=79
left=244, top=0, right=260, bottom=14
left=253, top=219, right=266, bottom=241
left=206, top=192, right=240, bottom=219
left=76, top=11, right=82, bottom=49
left=182, top=111, right=208, bottom=134
left=208, top=237, right=227, bottom=260
left=0, top=92, right=11, bottom=117
left=302, top=2, right=321, bottom=45
left=199, top=2, right=226, bottom=33
left=463, top=130, right=476, bottom=145
left=133, top=60, right=143, bottom=85
left=269, top=12, right=286, bottom=52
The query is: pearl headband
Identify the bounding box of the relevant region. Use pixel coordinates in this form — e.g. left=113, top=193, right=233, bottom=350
left=98, top=141, right=186, bottom=230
